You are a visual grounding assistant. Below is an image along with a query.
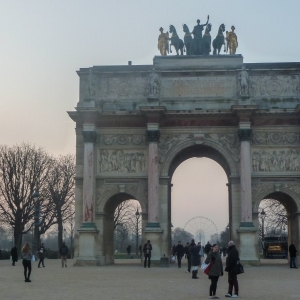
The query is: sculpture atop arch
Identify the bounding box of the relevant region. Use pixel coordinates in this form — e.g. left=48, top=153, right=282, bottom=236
left=68, top=55, right=300, bottom=266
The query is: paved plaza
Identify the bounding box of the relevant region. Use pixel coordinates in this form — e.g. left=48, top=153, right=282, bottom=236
left=0, top=259, right=299, bottom=300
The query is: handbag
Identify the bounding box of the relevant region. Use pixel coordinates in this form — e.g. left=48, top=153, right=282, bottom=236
left=204, top=262, right=213, bottom=275
left=201, top=260, right=209, bottom=271
left=171, top=255, right=176, bottom=263
left=236, top=260, right=244, bottom=275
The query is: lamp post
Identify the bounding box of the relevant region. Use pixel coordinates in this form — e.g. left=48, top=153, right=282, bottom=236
left=260, top=209, right=266, bottom=240
left=135, top=209, right=140, bottom=256
left=32, top=190, right=40, bottom=257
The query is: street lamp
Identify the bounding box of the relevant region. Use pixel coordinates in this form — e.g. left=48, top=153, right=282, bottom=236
left=135, top=209, right=140, bottom=257
left=260, top=209, right=266, bottom=240
left=32, top=189, right=40, bottom=258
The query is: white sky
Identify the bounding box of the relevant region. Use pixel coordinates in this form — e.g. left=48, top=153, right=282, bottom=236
left=0, top=0, right=299, bottom=231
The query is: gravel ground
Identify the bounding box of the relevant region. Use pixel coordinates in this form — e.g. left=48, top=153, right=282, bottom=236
left=0, top=258, right=299, bottom=300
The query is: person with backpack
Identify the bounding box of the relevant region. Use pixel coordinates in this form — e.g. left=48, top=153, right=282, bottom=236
left=38, top=243, right=46, bottom=268
left=59, top=242, right=69, bottom=268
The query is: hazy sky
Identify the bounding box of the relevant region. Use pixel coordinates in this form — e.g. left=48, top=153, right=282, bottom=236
left=0, top=1, right=299, bottom=231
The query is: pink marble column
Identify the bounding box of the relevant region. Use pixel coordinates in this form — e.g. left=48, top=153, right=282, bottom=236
left=147, top=130, right=160, bottom=225
left=82, top=130, right=97, bottom=223
left=238, top=128, right=253, bottom=226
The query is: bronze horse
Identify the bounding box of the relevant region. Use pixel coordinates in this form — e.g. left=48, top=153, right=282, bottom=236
left=169, top=25, right=184, bottom=55
left=212, top=24, right=225, bottom=55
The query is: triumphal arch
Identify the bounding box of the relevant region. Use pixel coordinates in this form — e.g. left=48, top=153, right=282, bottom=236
left=68, top=55, right=300, bottom=266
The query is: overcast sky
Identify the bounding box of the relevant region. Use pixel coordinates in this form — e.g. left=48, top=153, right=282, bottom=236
left=0, top=0, right=298, bottom=233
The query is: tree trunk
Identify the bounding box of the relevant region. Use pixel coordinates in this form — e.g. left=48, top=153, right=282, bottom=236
left=14, top=229, right=23, bottom=259
left=57, top=212, right=63, bottom=258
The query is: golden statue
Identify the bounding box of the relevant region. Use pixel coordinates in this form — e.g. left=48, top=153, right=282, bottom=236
left=226, top=26, right=238, bottom=54
left=158, top=27, right=169, bottom=56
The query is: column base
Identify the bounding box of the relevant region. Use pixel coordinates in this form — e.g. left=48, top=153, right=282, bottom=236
left=74, top=222, right=99, bottom=266
left=144, top=224, right=166, bottom=266
left=237, top=224, right=260, bottom=266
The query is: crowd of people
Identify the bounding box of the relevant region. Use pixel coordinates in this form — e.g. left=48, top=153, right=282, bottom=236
left=170, top=240, right=298, bottom=299
left=9, top=241, right=69, bottom=283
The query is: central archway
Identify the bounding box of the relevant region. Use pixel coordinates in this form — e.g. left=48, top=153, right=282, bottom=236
left=166, top=144, right=234, bottom=255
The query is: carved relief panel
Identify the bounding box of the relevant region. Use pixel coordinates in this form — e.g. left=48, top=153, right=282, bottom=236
left=98, top=149, right=147, bottom=174
left=249, top=75, right=300, bottom=97
left=252, top=149, right=300, bottom=172
left=80, top=74, right=148, bottom=101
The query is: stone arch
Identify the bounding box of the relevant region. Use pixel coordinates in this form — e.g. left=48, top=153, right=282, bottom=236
left=101, top=191, right=146, bottom=265
left=160, top=137, right=238, bottom=177
left=96, top=182, right=148, bottom=214
left=252, top=183, right=300, bottom=213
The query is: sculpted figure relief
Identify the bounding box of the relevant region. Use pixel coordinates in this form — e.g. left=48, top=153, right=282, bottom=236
left=239, top=69, right=249, bottom=96
left=85, top=69, right=96, bottom=99
left=146, top=71, right=160, bottom=98
left=158, top=27, right=169, bottom=56
left=99, top=150, right=147, bottom=173
left=252, top=149, right=300, bottom=172
left=226, top=26, right=238, bottom=54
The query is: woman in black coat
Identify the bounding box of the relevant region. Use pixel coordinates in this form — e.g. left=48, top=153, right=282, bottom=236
left=10, top=245, right=18, bottom=266
left=190, top=240, right=201, bottom=279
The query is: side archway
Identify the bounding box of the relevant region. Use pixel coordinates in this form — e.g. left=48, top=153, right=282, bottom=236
left=100, top=192, right=146, bottom=265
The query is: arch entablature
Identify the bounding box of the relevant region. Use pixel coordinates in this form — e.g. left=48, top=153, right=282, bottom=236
left=252, top=182, right=300, bottom=213
left=159, top=136, right=239, bottom=177
left=95, top=181, right=148, bottom=214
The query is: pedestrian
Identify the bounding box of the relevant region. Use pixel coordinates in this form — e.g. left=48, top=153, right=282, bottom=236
left=205, top=243, right=223, bottom=299
left=175, top=241, right=185, bottom=268
left=59, top=242, right=69, bottom=268
left=222, top=246, right=227, bottom=257
left=126, top=245, right=131, bottom=258
left=38, top=243, right=46, bottom=268
left=225, top=241, right=239, bottom=298
left=204, top=241, right=212, bottom=257
left=21, top=242, right=32, bottom=282
left=10, top=245, right=18, bottom=266
left=289, top=241, right=298, bottom=268
left=184, top=242, right=191, bottom=273
left=143, top=240, right=152, bottom=268
left=190, top=239, right=201, bottom=279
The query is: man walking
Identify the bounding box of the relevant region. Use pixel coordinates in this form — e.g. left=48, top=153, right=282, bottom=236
left=204, top=241, right=212, bottom=257
left=59, top=242, right=69, bottom=268
left=175, top=241, right=185, bottom=268
left=143, top=240, right=152, bottom=268
left=289, top=241, right=298, bottom=268
left=38, top=243, right=46, bottom=268
left=10, top=245, right=18, bottom=266
left=225, top=241, right=239, bottom=298
left=184, top=242, right=191, bottom=273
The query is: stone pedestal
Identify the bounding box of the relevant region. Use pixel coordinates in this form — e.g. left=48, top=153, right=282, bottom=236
left=143, top=226, right=164, bottom=266
left=237, top=227, right=259, bottom=265
left=75, top=223, right=99, bottom=266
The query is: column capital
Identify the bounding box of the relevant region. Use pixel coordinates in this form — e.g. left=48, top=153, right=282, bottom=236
left=238, top=129, right=253, bottom=142
left=82, top=131, right=97, bottom=143
left=146, top=130, right=160, bottom=143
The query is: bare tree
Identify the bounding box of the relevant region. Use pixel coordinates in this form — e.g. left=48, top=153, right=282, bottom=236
left=0, top=144, right=52, bottom=254
left=45, top=154, right=75, bottom=250
left=259, top=199, right=287, bottom=237
left=114, top=200, right=142, bottom=253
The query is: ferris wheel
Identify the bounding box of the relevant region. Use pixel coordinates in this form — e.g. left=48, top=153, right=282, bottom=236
left=184, top=216, right=218, bottom=245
